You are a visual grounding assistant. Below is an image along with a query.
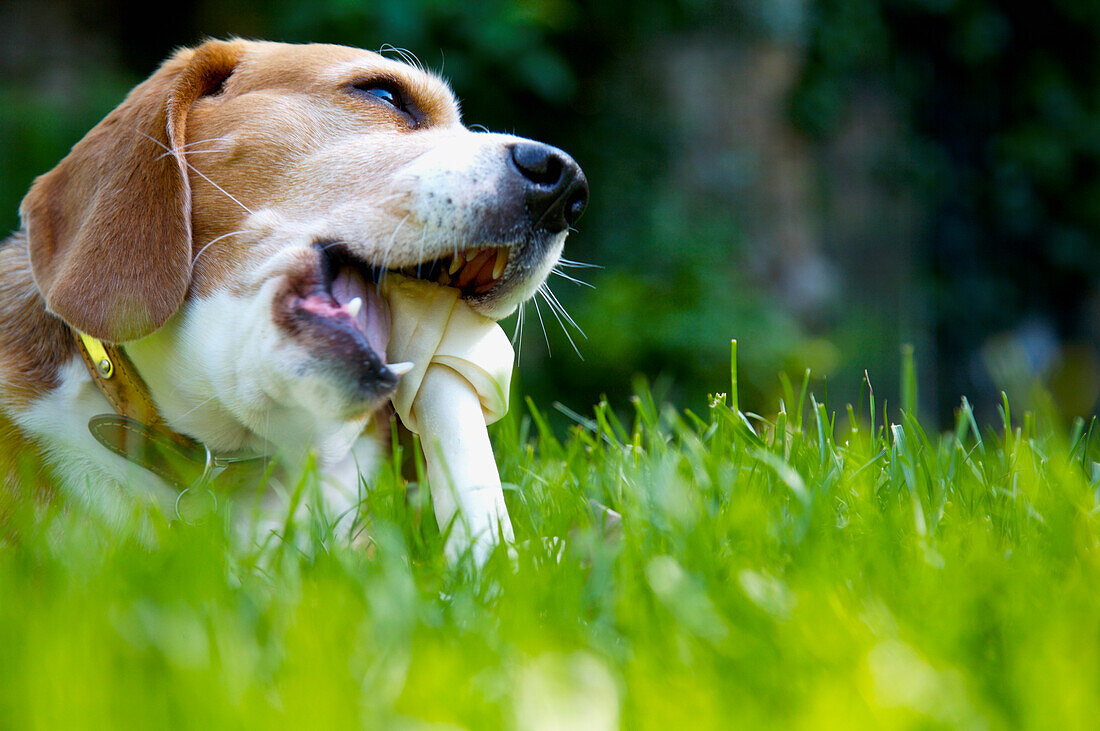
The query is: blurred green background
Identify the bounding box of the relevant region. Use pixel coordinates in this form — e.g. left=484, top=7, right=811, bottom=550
left=3, top=0, right=1099, bottom=425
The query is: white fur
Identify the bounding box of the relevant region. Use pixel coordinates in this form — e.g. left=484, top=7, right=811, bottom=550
left=13, top=359, right=179, bottom=528
left=268, top=129, right=569, bottom=317
left=7, top=42, right=583, bottom=558
left=15, top=343, right=381, bottom=544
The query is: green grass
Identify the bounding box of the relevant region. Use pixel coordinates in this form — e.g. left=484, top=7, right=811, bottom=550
left=2, top=344, right=1099, bottom=729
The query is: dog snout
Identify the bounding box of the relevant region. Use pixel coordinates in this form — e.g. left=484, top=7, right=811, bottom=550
left=509, top=142, right=589, bottom=234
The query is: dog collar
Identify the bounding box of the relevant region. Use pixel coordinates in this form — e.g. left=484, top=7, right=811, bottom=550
left=75, top=331, right=165, bottom=427
left=73, top=329, right=265, bottom=497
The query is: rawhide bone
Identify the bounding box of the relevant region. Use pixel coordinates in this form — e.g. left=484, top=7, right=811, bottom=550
left=382, top=274, right=515, bottom=564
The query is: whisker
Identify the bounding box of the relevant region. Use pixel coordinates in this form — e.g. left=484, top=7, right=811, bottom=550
left=179, top=136, right=231, bottom=149
left=137, top=130, right=253, bottom=215
left=375, top=214, right=410, bottom=294
left=538, top=286, right=583, bottom=359
left=172, top=388, right=233, bottom=421
left=532, top=295, right=551, bottom=357
left=540, top=284, right=587, bottom=338
left=551, top=267, right=595, bottom=289
left=154, top=137, right=232, bottom=159
left=166, top=377, right=265, bottom=423
left=262, top=406, right=271, bottom=477
left=185, top=166, right=253, bottom=215
left=515, top=304, right=526, bottom=365
left=192, top=230, right=245, bottom=271
left=511, top=302, right=525, bottom=357
left=378, top=44, right=424, bottom=72
left=175, top=396, right=217, bottom=421
left=511, top=307, right=522, bottom=365
left=154, top=148, right=227, bottom=161
left=556, top=257, right=603, bottom=270
left=415, top=229, right=427, bottom=279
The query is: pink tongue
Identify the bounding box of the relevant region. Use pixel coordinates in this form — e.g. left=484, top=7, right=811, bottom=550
left=332, top=268, right=390, bottom=362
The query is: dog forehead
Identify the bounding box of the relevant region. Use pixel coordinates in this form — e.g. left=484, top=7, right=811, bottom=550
left=229, top=41, right=460, bottom=124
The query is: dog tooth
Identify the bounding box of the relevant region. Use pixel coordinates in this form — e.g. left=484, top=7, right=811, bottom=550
left=388, top=361, right=415, bottom=376
left=455, top=249, right=494, bottom=288
left=438, top=270, right=452, bottom=285
left=448, top=252, right=466, bottom=275
left=474, top=251, right=501, bottom=287
left=345, top=296, right=363, bottom=318
left=492, top=248, right=508, bottom=280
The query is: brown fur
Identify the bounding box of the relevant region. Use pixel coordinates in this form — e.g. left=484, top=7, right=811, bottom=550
left=0, top=39, right=477, bottom=422
left=1, top=40, right=575, bottom=543
left=179, top=41, right=460, bottom=298
left=0, top=407, right=54, bottom=537
left=0, top=235, right=75, bottom=406
left=8, top=38, right=455, bottom=375
left=20, top=42, right=244, bottom=343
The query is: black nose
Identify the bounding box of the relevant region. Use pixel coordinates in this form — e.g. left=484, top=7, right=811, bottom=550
left=509, top=142, right=589, bottom=234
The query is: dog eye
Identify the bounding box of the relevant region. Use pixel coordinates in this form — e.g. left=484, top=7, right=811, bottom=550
left=347, top=79, right=421, bottom=127
left=353, top=82, right=406, bottom=111
left=366, top=86, right=400, bottom=106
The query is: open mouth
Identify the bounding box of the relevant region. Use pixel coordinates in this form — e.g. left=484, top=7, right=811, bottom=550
left=294, top=244, right=392, bottom=364
left=414, top=246, right=511, bottom=294
left=319, top=241, right=511, bottom=299
left=377, top=245, right=511, bottom=297
left=281, top=241, right=512, bottom=397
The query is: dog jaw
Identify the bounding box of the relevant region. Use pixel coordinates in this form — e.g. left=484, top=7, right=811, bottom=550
left=382, top=130, right=572, bottom=318
left=146, top=126, right=577, bottom=459
left=126, top=235, right=389, bottom=464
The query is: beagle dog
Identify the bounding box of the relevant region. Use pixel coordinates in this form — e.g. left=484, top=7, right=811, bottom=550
left=0, top=40, right=587, bottom=543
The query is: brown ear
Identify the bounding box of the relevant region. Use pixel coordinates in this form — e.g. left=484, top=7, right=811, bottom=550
left=20, top=40, right=245, bottom=342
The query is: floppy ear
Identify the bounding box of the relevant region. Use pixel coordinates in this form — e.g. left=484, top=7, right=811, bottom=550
left=20, top=40, right=245, bottom=342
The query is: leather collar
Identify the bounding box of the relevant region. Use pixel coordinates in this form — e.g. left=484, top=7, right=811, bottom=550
left=73, top=330, right=266, bottom=495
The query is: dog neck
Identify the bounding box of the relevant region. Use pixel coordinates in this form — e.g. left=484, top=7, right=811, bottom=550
left=122, top=290, right=373, bottom=469
left=69, top=330, right=258, bottom=491
left=72, top=331, right=166, bottom=427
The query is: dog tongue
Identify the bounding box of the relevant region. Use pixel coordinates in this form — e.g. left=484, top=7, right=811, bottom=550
left=332, top=267, right=389, bottom=361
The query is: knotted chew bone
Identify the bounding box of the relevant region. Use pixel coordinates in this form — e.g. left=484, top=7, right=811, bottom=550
left=382, top=274, right=515, bottom=564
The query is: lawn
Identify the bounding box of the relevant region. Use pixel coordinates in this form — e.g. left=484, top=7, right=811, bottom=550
left=1, top=344, right=1098, bottom=729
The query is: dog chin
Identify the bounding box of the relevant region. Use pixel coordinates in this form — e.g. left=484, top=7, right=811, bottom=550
left=187, top=218, right=567, bottom=449
left=267, top=306, right=396, bottom=428
left=287, top=361, right=389, bottom=424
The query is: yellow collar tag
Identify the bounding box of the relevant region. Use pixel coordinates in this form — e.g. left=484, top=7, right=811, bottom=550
left=78, top=332, right=114, bottom=379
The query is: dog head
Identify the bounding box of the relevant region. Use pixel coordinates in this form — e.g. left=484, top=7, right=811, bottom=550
left=20, top=40, right=588, bottom=455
